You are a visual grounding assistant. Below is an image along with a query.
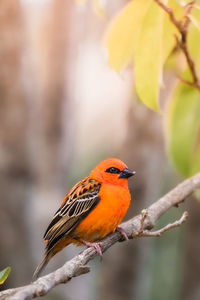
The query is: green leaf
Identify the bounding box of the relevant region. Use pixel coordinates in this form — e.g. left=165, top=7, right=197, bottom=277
left=134, top=1, right=164, bottom=111
left=194, top=189, right=200, bottom=201
left=134, top=0, right=183, bottom=111
left=167, top=83, right=200, bottom=176
left=105, top=0, right=151, bottom=72
left=0, top=267, right=11, bottom=285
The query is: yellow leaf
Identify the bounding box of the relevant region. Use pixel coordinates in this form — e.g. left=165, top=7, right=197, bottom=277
left=188, top=8, right=200, bottom=76
left=134, top=1, right=164, bottom=111
left=190, top=7, right=200, bottom=32
left=0, top=267, right=11, bottom=285
left=162, top=0, right=182, bottom=63
left=105, top=0, right=151, bottom=72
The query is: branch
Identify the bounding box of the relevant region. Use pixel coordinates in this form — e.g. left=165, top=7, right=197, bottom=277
left=1, top=172, right=200, bottom=300
left=136, top=211, right=188, bottom=237
left=154, top=0, right=200, bottom=91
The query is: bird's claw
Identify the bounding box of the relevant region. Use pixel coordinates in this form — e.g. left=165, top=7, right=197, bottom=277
left=79, top=239, right=103, bottom=259
left=116, top=226, right=129, bottom=241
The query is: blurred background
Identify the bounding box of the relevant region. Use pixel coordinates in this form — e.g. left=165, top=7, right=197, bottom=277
left=0, top=0, right=200, bottom=299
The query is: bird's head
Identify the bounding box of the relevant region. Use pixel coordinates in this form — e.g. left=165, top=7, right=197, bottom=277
left=90, top=158, right=135, bottom=187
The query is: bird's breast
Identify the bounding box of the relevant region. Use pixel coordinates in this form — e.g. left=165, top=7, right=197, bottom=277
left=73, top=184, right=131, bottom=242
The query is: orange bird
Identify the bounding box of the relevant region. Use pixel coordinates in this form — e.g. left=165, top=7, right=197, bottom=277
left=33, top=158, right=135, bottom=279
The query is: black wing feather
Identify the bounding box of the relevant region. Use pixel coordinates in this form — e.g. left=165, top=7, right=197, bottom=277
left=43, top=178, right=101, bottom=252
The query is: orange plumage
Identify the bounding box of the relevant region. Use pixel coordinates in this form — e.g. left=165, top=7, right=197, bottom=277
left=33, top=158, right=135, bottom=280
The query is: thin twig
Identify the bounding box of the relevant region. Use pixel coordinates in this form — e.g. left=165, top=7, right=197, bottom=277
left=0, top=172, right=200, bottom=300
left=154, top=0, right=181, bottom=30
left=136, top=209, right=148, bottom=235
left=177, top=75, right=199, bottom=89
left=175, top=35, right=200, bottom=90
left=154, top=0, right=200, bottom=90
left=137, top=211, right=188, bottom=237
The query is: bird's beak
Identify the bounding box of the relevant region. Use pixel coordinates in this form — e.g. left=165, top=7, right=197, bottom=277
left=119, top=168, right=136, bottom=179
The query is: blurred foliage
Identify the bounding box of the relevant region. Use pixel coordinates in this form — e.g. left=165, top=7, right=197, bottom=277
left=105, top=0, right=182, bottom=111
left=167, top=83, right=200, bottom=177
left=105, top=0, right=200, bottom=177
left=0, top=267, right=11, bottom=285
left=148, top=207, right=185, bottom=300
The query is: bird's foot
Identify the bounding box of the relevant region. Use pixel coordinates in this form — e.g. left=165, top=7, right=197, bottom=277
left=116, top=226, right=129, bottom=241
left=79, top=239, right=103, bottom=258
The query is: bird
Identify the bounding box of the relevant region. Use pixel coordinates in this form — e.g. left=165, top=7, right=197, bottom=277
left=33, top=157, right=135, bottom=280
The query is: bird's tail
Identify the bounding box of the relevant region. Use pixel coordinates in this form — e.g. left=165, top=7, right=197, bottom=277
left=32, top=252, right=52, bottom=281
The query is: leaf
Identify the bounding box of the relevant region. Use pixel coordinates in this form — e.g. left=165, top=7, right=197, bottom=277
left=190, top=10, right=200, bottom=32
left=191, top=142, right=200, bottom=175
left=134, top=0, right=183, bottom=111
left=105, top=0, right=151, bottom=72
left=167, top=83, right=200, bottom=177
left=105, top=0, right=184, bottom=111
left=162, top=0, right=182, bottom=63
left=0, top=267, right=11, bottom=285
left=188, top=8, right=200, bottom=76
left=134, top=1, right=164, bottom=111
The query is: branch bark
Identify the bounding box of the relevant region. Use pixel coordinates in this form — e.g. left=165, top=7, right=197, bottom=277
left=136, top=211, right=188, bottom=237
left=1, top=172, right=200, bottom=300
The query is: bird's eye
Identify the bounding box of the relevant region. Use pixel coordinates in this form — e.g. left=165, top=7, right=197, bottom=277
left=105, top=167, right=121, bottom=174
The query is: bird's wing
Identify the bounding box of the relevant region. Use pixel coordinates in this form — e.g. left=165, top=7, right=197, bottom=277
left=43, top=177, right=101, bottom=252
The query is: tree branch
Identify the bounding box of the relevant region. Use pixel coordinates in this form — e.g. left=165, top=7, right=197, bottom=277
left=1, top=172, right=200, bottom=300
left=154, top=0, right=200, bottom=91
left=136, top=211, right=188, bottom=237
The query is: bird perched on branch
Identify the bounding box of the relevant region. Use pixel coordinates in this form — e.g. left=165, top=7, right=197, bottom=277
left=33, top=158, right=135, bottom=280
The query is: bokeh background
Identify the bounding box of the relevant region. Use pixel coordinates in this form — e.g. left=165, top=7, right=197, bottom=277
left=0, top=1, right=200, bottom=300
